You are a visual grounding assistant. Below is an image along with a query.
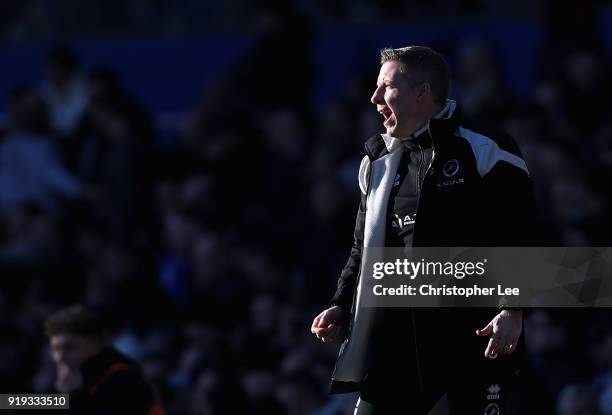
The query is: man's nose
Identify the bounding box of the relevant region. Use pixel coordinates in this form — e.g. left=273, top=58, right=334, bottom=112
left=371, top=86, right=383, bottom=105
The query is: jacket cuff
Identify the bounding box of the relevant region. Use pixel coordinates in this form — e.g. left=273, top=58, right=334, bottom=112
left=498, top=304, right=532, bottom=318
left=327, top=297, right=350, bottom=315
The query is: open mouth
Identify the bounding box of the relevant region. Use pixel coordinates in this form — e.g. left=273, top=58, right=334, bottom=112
left=379, top=107, right=393, bottom=121
left=379, top=107, right=394, bottom=127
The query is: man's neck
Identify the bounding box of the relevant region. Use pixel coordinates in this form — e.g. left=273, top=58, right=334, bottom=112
left=403, top=103, right=446, bottom=140
left=427, top=102, right=446, bottom=121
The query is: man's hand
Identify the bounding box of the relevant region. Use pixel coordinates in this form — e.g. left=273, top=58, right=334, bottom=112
left=55, top=364, right=83, bottom=393
left=311, top=306, right=348, bottom=343
left=476, top=309, right=523, bottom=358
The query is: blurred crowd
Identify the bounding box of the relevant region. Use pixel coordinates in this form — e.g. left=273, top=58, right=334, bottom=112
left=4, top=0, right=612, bottom=39
left=1, top=1, right=612, bottom=414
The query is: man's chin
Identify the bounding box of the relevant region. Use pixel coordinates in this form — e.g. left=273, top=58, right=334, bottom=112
left=385, top=126, right=413, bottom=139
left=385, top=128, right=402, bottom=138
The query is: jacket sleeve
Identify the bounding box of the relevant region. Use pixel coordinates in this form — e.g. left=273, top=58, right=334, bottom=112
left=481, top=144, right=537, bottom=313
left=327, top=156, right=369, bottom=313
left=481, top=161, right=537, bottom=246
left=328, top=192, right=366, bottom=313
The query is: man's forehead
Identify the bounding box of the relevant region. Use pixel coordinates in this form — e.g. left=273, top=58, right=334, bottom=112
left=378, top=61, right=405, bottom=81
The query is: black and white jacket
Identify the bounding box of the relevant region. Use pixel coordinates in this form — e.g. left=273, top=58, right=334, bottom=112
left=328, top=100, right=535, bottom=395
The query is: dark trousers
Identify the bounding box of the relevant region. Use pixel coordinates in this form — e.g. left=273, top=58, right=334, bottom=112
left=354, top=377, right=508, bottom=414
left=352, top=309, right=521, bottom=414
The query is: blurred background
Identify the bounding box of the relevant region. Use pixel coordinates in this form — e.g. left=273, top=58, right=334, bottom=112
left=1, top=0, right=612, bottom=414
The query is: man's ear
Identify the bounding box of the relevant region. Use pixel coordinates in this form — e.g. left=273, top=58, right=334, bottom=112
left=416, top=82, right=431, bottom=104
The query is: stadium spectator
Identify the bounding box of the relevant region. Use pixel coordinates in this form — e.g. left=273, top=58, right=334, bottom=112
left=0, top=87, right=82, bottom=213
left=45, top=305, right=165, bottom=414
left=40, top=46, right=89, bottom=139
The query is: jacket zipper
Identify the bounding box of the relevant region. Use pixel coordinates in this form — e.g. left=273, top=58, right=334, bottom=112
left=413, top=145, right=435, bottom=240
left=417, top=144, right=425, bottom=193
